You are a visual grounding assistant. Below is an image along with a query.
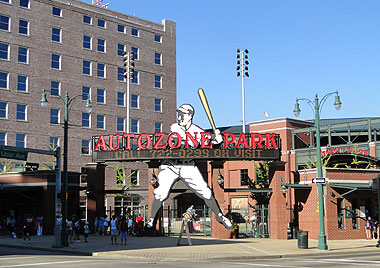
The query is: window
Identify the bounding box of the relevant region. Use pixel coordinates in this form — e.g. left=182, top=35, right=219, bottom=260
left=83, top=60, right=91, bottom=75
left=131, top=94, right=138, bottom=109
left=154, top=34, right=162, bottom=43
left=131, top=170, right=138, bottom=185
left=17, top=75, right=27, bottom=92
left=18, top=46, right=28, bottom=63
left=117, top=67, right=124, bottom=81
left=117, top=24, right=125, bottom=33
left=52, top=7, right=61, bottom=17
left=16, top=133, right=25, bottom=148
left=155, top=75, right=161, bottom=88
left=82, top=86, right=90, bottom=100
left=97, top=114, right=105, bottom=129
left=155, top=122, right=162, bottom=133
left=131, top=47, right=139, bottom=60
left=50, top=108, right=59, bottom=124
left=97, top=88, right=105, bottom=103
left=83, top=15, right=92, bottom=25
left=20, top=0, right=29, bottom=8
left=82, top=112, right=90, bottom=127
left=19, top=19, right=29, bottom=35
left=131, top=119, right=138, bottom=133
left=83, top=35, right=91, bottom=49
left=0, top=0, right=10, bottom=3
left=97, top=38, right=105, bottom=52
left=16, top=104, right=26, bottom=121
left=131, top=70, right=138, bottom=84
left=97, top=63, right=105, bottom=78
left=52, top=27, right=61, bottom=42
left=240, top=169, right=249, bottom=186
left=0, top=15, right=10, bottom=31
left=154, top=98, right=162, bottom=112
left=0, top=42, right=9, bottom=60
left=117, top=92, right=125, bottom=106
left=97, top=19, right=105, bottom=28
left=117, top=117, right=124, bottom=132
left=51, top=53, right=60, bottom=69
left=49, top=137, right=59, bottom=150
left=351, top=199, right=358, bottom=229
left=117, top=43, right=125, bottom=56
left=51, top=81, right=60, bottom=96
left=81, top=139, right=90, bottom=154
left=0, top=72, right=8, bottom=89
left=155, top=52, right=162, bottom=65
left=0, top=132, right=6, bottom=146
left=131, top=28, right=139, bottom=37
left=0, top=102, right=7, bottom=118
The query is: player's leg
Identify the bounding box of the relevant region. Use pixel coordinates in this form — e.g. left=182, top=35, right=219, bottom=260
left=146, top=165, right=178, bottom=228
left=181, top=165, right=233, bottom=229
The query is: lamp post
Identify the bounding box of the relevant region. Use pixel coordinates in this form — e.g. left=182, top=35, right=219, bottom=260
left=236, top=49, right=249, bottom=133
left=41, top=90, right=92, bottom=247
left=293, top=91, right=342, bottom=250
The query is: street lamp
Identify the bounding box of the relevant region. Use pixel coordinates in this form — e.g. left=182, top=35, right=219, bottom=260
left=237, top=49, right=250, bottom=133
left=41, top=90, right=92, bottom=247
left=293, top=91, right=342, bottom=250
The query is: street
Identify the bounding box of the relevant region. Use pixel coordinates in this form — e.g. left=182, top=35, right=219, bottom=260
left=1, top=248, right=380, bottom=268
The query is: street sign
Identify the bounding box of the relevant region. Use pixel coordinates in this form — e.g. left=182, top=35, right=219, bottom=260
left=312, top=178, right=326, bottom=184
left=0, top=149, right=28, bottom=161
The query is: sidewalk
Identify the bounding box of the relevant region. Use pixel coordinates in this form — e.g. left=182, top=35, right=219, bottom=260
left=0, top=234, right=378, bottom=261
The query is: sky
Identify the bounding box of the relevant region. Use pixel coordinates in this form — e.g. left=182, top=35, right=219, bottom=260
left=86, top=0, right=380, bottom=129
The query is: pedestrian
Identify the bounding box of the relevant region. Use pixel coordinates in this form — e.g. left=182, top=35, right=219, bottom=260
left=67, top=217, right=73, bottom=244
left=83, top=222, right=89, bottom=243
left=119, top=216, right=128, bottom=245
left=110, top=215, right=118, bottom=245
left=103, top=216, right=109, bottom=235
left=73, top=216, right=81, bottom=242
left=366, top=217, right=373, bottom=240
left=7, top=216, right=16, bottom=238
left=23, top=214, right=34, bottom=243
left=36, top=215, right=43, bottom=236
left=128, top=217, right=133, bottom=235
left=94, top=216, right=99, bottom=235
left=98, top=216, right=105, bottom=235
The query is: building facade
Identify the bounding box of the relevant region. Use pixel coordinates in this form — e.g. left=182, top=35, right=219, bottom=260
left=0, top=0, right=176, bottom=223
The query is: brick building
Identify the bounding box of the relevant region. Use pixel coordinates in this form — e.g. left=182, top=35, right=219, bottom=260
left=205, top=117, right=380, bottom=240
left=0, top=0, right=176, bottom=225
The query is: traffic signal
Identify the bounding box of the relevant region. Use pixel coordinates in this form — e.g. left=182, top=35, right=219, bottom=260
left=123, top=51, right=129, bottom=79
left=130, top=51, right=135, bottom=80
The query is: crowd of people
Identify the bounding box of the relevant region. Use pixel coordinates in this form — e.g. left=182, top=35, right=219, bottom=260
left=63, top=214, right=145, bottom=245
left=0, top=214, right=44, bottom=243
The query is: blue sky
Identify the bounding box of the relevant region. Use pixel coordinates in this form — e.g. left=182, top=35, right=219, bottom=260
left=87, top=0, right=380, bottom=129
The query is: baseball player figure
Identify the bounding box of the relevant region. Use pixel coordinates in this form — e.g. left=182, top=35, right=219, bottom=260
left=146, top=103, right=233, bottom=230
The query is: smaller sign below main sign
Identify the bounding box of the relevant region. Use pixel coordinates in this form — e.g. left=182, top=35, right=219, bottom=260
left=0, top=149, right=28, bottom=161
left=312, top=178, right=327, bottom=184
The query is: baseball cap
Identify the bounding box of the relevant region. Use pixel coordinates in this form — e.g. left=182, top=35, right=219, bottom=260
left=177, top=104, right=194, bottom=114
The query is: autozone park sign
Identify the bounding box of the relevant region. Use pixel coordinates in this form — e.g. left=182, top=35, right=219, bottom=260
left=92, top=132, right=281, bottom=162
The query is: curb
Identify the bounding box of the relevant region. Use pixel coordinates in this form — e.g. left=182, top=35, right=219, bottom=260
left=0, top=243, right=92, bottom=256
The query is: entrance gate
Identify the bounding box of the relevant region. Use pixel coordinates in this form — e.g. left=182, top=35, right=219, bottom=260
left=254, top=204, right=270, bottom=238
left=163, top=205, right=212, bottom=236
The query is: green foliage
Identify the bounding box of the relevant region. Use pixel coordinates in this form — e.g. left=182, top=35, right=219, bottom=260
left=114, top=165, right=136, bottom=198
left=305, top=154, right=332, bottom=169
left=248, top=161, right=271, bottom=205
left=0, top=159, right=12, bottom=173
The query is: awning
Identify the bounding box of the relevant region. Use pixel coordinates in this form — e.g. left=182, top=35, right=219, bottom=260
left=329, top=182, right=373, bottom=201
left=285, top=184, right=312, bottom=189
left=224, top=188, right=273, bottom=193
left=0, top=185, right=43, bottom=192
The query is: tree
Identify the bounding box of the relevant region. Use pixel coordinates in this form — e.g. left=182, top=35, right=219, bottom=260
left=0, top=159, right=12, bottom=173
left=114, top=165, right=136, bottom=198
left=248, top=161, right=272, bottom=205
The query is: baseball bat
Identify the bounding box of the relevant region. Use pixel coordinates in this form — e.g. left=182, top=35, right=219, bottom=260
left=198, top=88, right=217, bottom=132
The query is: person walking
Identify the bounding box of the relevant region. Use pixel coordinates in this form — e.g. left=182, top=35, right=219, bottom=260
left=35, top=215, right=43, bottom=236
left=7, top=216, right=16, bottom=238
left=83, top=222, right=89, bottom=243
left=119, top=217, right=128, bottom=245
left=67, top=217, right=73, bottom=244
left=366, top=217, right=373, bottom=240
left=23, top=215, right=33, bottom=243
left=73, top=216, right=81, bottom=242
left=128, top=217, right=133, bottom=235
left=98, top=216, right=105, bottom=235
left=94, top=216, right=99, bottom=235
left=110, top=215, right=118, bottom=245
